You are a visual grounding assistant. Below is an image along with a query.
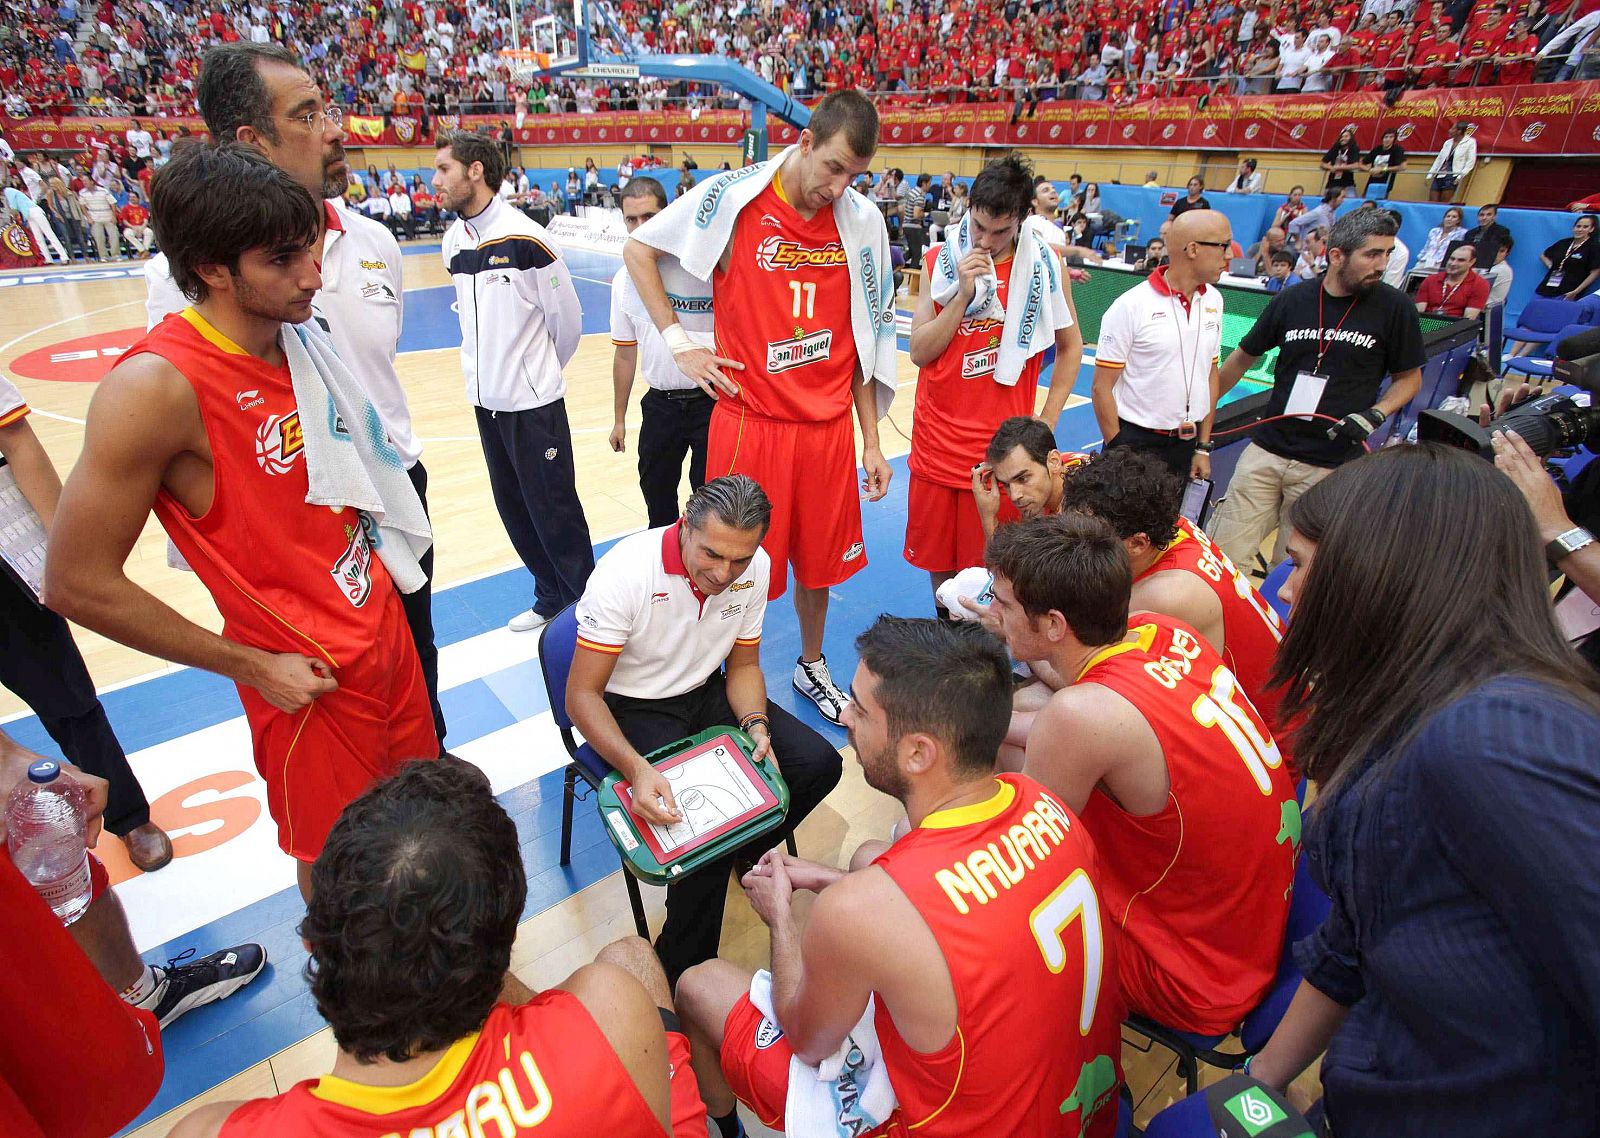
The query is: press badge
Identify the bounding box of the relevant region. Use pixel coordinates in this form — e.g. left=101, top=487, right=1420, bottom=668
left=1285, top=371, right=1328, bottom=421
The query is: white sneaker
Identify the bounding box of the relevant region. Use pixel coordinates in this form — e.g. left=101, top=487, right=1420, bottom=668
left=793, top=656, right=849, bottom=724
left=508, top=609, right=550, bottom=633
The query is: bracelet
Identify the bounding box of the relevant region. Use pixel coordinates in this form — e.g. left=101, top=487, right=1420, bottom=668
left=661, top=323, right=698, bottom=356
left=740, top=712, right=770, bottom=733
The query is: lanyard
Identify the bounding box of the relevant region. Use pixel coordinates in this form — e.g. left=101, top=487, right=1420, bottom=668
left=1315, top=283, right=1359, bottom=373
left=1168, top=290, right=1206, bottom=421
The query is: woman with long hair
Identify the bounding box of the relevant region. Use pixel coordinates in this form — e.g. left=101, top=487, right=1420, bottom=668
left=1250, top=443, right=1600, bottom=1137
left=1272, top=183, right=1306, bottom=231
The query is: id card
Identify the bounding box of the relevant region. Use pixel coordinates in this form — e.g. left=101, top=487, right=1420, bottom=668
left=1285, top=371, right=1328, bottom=420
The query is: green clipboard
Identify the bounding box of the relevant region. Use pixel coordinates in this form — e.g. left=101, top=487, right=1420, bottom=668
left=596, top=726, right=791, bottom=885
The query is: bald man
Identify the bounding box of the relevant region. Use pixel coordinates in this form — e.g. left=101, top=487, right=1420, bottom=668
left=1092, top=210, right=1230, bottom=481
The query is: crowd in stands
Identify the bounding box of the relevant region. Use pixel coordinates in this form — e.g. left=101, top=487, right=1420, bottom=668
left=5, top=0, right=1600, bottom=122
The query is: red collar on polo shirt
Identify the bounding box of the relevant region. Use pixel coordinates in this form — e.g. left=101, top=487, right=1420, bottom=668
left=1148, top=263, right=1202, bottom=316
left=323, top=199, right=344, bottom=233
left=661, top=521, right=708, bottom=608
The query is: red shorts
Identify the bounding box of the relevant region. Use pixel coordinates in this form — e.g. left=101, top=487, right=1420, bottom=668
left=708, top=402, right=865, bottom=599
left=903, top=473, right=1019, bottom=574
left=721, top=991, right=795, bottom=1131
left=88, top=850, right=108, bottom=904
left=237, top=590, right=438, bottom=861
left=666, top=1029, right=708, bottom=1138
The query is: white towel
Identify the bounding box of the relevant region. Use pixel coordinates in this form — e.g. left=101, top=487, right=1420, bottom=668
left=929, top=214, right=1074, bottom=387
left=282, top=322, right=431, bottom=593
left=628, top=147, right=898, bottom=417
left=748, top=969, right=898, bottom=1137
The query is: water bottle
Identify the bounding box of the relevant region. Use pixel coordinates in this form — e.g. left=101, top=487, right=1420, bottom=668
left=6, top=760, right=92, bottom=925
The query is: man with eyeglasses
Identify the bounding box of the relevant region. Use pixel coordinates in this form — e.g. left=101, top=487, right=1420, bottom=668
left=143, top=44, right=450, bottom=752
left=1091, top=209, right=1231, bottom=482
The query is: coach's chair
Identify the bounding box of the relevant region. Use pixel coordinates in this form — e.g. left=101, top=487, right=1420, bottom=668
left=537, top=603, right=796, bottom=940
left=1505, top=298, right=1583, bottom=354
left=1122, top=845, right=1332, bottom=1096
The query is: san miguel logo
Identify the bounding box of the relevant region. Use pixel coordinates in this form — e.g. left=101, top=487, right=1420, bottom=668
left=755, top=236, right=847, bottom=271
left=1162, top=123, right=1178, bottom=139
left=961, top=342, right=1000, bottom=378
left=1290, top=124, right=1308, bottom=139
left=767, top=328, right=832, bottom=372
left=1203, top=124, right=1219, bottom=139
left=1396, top=123, right=1415, bottom=141
left=1244, top=123, right=1261, bottom=139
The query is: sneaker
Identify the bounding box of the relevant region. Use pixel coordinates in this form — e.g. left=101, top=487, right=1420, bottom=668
left=793, top=656, right=849, bottom=724
left=508, top=609, right=550, bottom=633
left=149, top=942, right=268, bottom=1029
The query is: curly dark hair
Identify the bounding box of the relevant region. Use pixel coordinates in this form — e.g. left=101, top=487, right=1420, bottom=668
left=301, top=757, right=526, bottom=1063
left=1057, top=449, right=1183, bottom=550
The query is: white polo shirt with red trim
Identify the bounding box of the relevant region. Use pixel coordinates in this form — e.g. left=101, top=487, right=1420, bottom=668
left=576, top=522, right=769, bottom=700
left=1096, top=266, right=1224, bottom=431
left=0, top=374, right=28, bottom=429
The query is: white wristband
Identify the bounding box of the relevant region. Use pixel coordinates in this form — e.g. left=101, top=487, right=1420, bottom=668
left=662, top=324, right=698, bottom=356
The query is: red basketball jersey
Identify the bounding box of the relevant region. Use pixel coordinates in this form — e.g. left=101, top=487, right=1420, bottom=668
left=1077, top=614, right=1297, bottom=1035
left=909, top=247, right=1045, bottom=488
left=712, top=180, right=858, bottom=422
left=130, top=310, right=391, bottom=668
left=219, top=993, right=675, bottom=1137
left=871, top=774, right=1124, bottom=1138
left=1137, top=518, right=1286, bottom=735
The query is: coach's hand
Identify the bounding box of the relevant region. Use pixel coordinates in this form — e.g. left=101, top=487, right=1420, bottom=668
left=609, top=419, right=626, bottom=453
left=861, top=445, right=892, bottom=501
left=748, top=721, right=778, bottom=770
left=674, top=345, right=745, bottom=399
left=250, top=653, right=339, bottom=714
left=628, top=765, right=682, bottom=826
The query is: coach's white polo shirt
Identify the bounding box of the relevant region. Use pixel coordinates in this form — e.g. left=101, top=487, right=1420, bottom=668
left=1096, top=266, right=1224, bottom=431
left=144, top=199, right=422, bottom=467
left=608, top=260, right=715, bottom=393
left=0, top=373, right=28, bottom=427
left=576, top=522, right=769, bottom=700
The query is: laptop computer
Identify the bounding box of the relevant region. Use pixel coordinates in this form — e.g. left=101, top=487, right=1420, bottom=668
left=1229, top=257, right=1259, bottom=278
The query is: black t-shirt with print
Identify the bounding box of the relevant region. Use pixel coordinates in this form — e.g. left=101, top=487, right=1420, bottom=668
left=1537, top=237, right=1600, bottom=297
left=1241, top=276, right=1427, bottom=467
left=1363, top=144, right=1406, bottom=186
left=1322, top=140, right=1361, bottom=189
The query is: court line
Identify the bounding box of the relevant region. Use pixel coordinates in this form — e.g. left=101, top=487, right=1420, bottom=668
left=0, top=298, right=151, bottom=425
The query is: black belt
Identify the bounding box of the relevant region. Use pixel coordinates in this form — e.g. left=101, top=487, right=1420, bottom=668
left=651, top=387, right=712, bottom=402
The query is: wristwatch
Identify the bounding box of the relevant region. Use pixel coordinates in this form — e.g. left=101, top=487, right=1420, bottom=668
left=1194, top=440, right=1215, bottom=453
left=1546, top=526, right=1596, bottom=565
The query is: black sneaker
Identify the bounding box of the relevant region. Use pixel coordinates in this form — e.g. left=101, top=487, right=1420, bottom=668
left=149, top=942, right=268, bottom=1028
left=793, top=655, right=849, bottom=724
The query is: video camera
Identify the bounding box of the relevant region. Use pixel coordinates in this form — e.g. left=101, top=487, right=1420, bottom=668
left=1418, top=328, right=1600, bottom=459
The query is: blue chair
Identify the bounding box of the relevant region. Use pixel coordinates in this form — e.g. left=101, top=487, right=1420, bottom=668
left=1260, top=559, right=1293, bottom=623
left=1504, top=321, right=1593, bottom=381
left=1364, top=181, right=1389, bottom=200
left=1505, top=297, right=1582, bottom=351
left=1579, top=295, right=1600, bottom=326
left=537, top=602, right=796, bottom=940
left=1122, top=847, right=1331, bottom=1096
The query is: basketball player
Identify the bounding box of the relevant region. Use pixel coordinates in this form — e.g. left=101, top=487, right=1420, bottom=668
left=988, top=514, right=1297, bottom=1036
left=144, top=43, right=449, bottom=745
left=45, top=144, right=438, bottom=904
left=624, top=91, right=893, bottom=724
left=905, top=155, right=1082, bottom=611
left=675, top=617, right=1124, bottom=1138
left=1057, top=449, right=1287, bottom=735
left=168, top=758, right=709, bottom=1138
left=971, top=415, right=1095, bottom=539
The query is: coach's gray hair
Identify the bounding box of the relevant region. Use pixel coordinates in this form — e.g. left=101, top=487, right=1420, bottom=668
left=1327, top=207, right=1397, bottom=256
left=683, top=475, right=772, bottom=537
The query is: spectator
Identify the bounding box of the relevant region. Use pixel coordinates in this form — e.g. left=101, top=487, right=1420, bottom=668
left=1428, top=120, right=1478, bottom=202
left=1361, top=128, right=1407, bottom=195
left=1416, top=206, right=1468, bottom=271
left=125, top=118, right=153, bottom=170
left=1135, top=237, right=1168, bottom=270
left=1302, top=29, right=1341, bottom=90
left=1382, top=208, right=1411, bottom=288
left=1416, top=244, right=1489, bottom=318
left=1248, top=225, right=1288, bottom=273
left=1079, top=58, right=1110, bottom=99
left=1082, top=181, right=1103, bottom=216
left=1245, top=38, right=1282, bottom=93
left=1534, top=213, right=1600, bottom=300
left=1143, top=170, right=1161, bottom=188
left=118, top=189, right=153, bottom=258
left=1320, top=126, right=1363, bottom=192
left=1273, top=185, right=1308, bottom=232
left=410, top=177, right=438, bottom=232
left=1226, top=157, right=1265, bottom=194
left=1461, top=203, right=1512, bottom=269
left=1169, top=175, right=1210, bottom=218
left=43, top=174, right=89, bottom=261
left=1275, top=29, right=1312, bottom=90
left=77, top=180, right=118, bottom=261
left=1288, top=187, right=1345, bottom=245
left=1495, top=17, right=1543, bottom=82
left=564, top=167, right=580, bottom=214
left=1293, top=227, right=1329, bottom=281
left=1265, top=249, right=1297, bottom=291
left=1483, top=237, right=1514, bottom=307
left=388, top=183, right=415, bottom=240
left=1538, top=8, right=1600, bottom=81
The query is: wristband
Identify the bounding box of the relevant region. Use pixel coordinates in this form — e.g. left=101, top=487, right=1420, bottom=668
left=662, top=323, right=699, bottom=356
left=740, top=712, right=770, bottom=733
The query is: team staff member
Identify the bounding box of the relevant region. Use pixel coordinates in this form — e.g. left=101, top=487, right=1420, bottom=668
left=676, top=617, right=1124, bottom=1138
left=170, top=759, right=710, bottom=1138
left=567, top=477, right=841, bottom=984
left=1415, top=244, right=1489, bottom=319
left=625, top=91, right=893, bottom=725
left=1092, top=209, right=1230, bottom=481
left=905, top=154, right=1080, bottom=610
left=145, top=42, right=449, bottom=746
left=609, top=178, right=717, bottom=528
left=989, top=515, right=1296, bottom=1035
left=1210, top=209, right=1423, bottom=570
left=48, top=145, right=438, bottom=903
left=434, top=130, right=594, bottom=635
left=0, top=376, right=173, bottom=870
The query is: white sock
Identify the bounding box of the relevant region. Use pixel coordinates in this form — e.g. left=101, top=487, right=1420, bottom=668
left=120, top=964, right=165, bottom=1008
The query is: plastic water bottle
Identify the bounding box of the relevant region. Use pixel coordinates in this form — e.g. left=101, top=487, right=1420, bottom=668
left=6, top=760, right=92, bottom=925
left=937, top=566, right=995, bottom=621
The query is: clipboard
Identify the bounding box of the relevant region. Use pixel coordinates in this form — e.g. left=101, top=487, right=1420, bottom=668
left=597, top=727, right=791, bottom=885
left=0, top=458, right=47, bottom=607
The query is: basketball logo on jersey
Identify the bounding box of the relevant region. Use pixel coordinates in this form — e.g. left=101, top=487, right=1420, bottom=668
left=330, top=521, right=374, bottom=607
left=255, top=411, right=304, bottom=475
left=754, top=235, right=848, bottom=271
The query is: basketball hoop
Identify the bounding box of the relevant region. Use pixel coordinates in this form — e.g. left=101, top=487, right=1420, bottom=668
left=501, top=48, right=552, bottom=86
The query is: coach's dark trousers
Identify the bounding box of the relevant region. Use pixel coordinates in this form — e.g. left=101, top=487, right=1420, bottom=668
left=0, top=572, right=150, bottom=837
left=402, top=460, right=445, bottom=745
left=637, top=388, right=715, bottom=529
left=605, top=671, right=843, bottom=987
left=1107, top=418, right=1199, bottom=482
left=474, top=400, right=595, bottom=619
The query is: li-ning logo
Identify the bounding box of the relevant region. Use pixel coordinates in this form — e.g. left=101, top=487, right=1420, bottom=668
left=236, top=389, right=265, bottom=411
left=755, top=236, right=847, bottom=271
left=767, top=329, right=832, bottom=372
left=694, top=165, right=762, bottom=230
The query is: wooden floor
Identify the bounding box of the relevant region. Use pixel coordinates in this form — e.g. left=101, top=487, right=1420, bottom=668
left=1, top=249, right=1319, bottom=1135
